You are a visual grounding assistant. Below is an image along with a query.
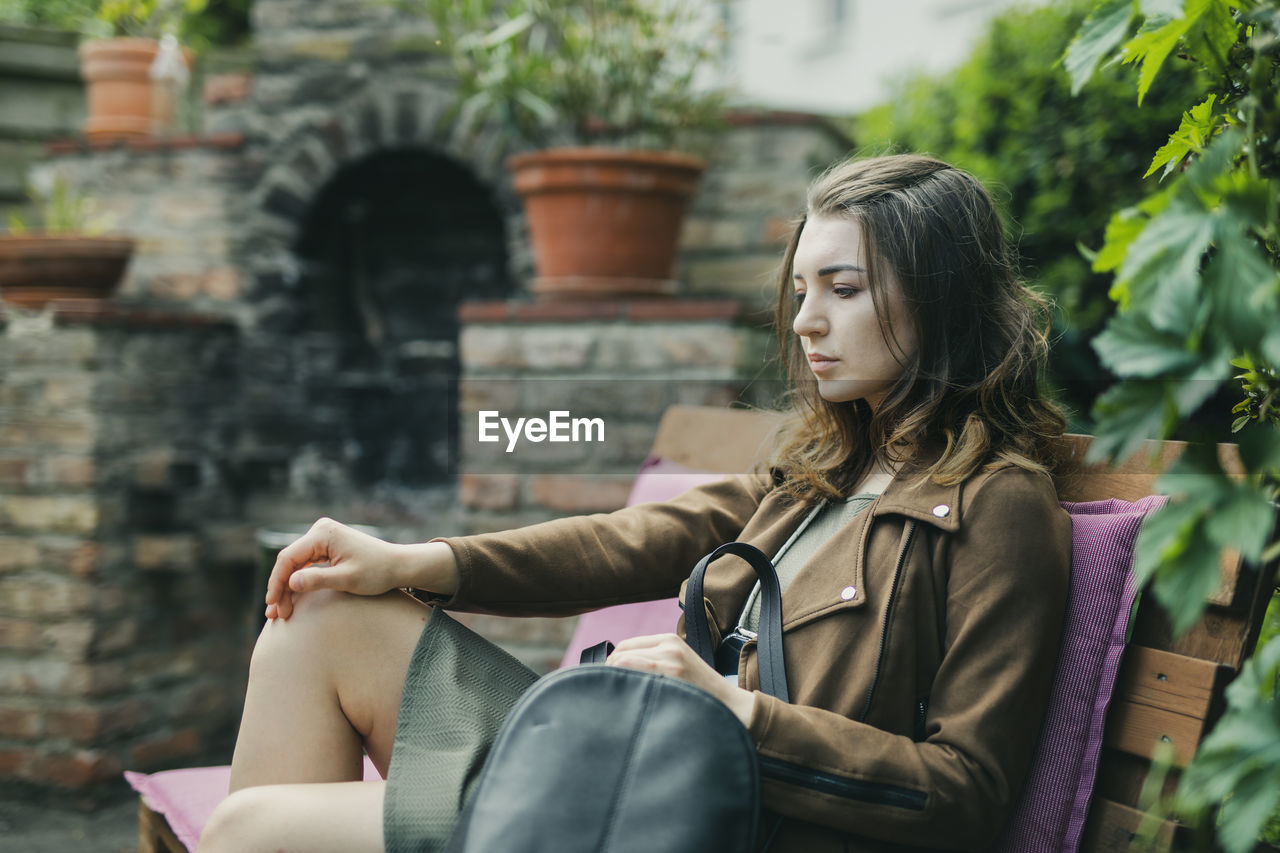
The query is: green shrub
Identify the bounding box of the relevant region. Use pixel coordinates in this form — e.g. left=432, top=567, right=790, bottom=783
left=853, top=0, right=1207, bottom=427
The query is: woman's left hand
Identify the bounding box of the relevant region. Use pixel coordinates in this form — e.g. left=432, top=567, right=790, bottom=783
left=606, top=633, right=756, bottom=727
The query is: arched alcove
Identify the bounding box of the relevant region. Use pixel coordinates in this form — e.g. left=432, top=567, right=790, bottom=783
left=289, top=148, right=512, bottom=486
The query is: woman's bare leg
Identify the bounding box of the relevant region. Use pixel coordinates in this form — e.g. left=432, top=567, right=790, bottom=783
left=198, top=780, right=386, bottom=853
left=227, top=588, right=430, bottom=789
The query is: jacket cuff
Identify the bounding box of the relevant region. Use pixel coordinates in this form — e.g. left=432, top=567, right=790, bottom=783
left=747, top=689, right=779, bottom=747
left=427, top=536, right=470, bottom=608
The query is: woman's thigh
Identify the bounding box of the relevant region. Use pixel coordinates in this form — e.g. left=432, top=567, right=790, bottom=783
left=198, top=780, right=386, bottom=853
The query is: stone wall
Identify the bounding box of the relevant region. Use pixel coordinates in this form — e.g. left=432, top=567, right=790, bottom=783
left=0, top=305, right=249, bottom=801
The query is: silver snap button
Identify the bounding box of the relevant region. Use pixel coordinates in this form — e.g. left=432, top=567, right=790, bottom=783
left=932, top=504, right=950, bottom=518
left=840, top=586, right=856, bottom=601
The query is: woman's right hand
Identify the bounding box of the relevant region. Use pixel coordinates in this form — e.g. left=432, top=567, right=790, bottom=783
left=263, top=518, right=458, bottom=621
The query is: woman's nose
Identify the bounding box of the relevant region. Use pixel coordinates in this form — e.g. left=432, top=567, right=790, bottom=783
left=793, top=294, right=827, bottom=337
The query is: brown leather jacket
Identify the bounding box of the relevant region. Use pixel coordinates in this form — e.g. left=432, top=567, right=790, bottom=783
left=442, top=462, right=1071, bottom=852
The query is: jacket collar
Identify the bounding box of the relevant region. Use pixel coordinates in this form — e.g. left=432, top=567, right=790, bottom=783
left=871, top=467, right=964, bottom=533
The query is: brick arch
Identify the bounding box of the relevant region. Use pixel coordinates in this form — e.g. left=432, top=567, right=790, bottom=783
left=248, top=83, right=518, bottom=253
left=241, top=83, right=525, bottom=308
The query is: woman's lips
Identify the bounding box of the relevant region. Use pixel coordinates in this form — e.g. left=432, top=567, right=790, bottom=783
left=807, top=354, right=838, bottom=374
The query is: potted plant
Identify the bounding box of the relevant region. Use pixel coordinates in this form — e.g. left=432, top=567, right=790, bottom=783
left=419, top=0, right=727, bottom=299
left=0, top=175, right=134, bottom=308
left=77, top=0, right=203, bottom=137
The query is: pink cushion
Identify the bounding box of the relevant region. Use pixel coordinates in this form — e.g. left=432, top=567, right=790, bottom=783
left=124, top=757, right=381, bottom=851
left=125, top=455, right=722, bottom=849
left=558, top=457, right=728, bottom=668
left=995, top=494, right=1168, bottom=853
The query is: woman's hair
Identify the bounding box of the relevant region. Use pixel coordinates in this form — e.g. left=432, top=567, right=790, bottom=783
left=770, top=153, right=1066, bottom=501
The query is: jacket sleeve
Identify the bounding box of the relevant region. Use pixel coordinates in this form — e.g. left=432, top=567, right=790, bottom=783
left=746, top=467, right=1071, bottom=850
left=438, top=472, right=772, bottom=617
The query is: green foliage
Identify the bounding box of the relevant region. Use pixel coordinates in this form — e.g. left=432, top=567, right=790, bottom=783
left=854, top=0, right=1204, bottom=427
left=6, top=175, right=114, bottom=235
left=1068, top=1, right=1280, bottom=849
left=403, top=0, right=727, bottom=150
left=0, top=0, right=248, bottom=47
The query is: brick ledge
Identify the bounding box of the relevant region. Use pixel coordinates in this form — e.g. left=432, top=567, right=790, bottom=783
left=46, top=132, right=247, bottom=156
left=459, top=299, right=749, bottom=324
left=1, top=299, right=236, bottom=329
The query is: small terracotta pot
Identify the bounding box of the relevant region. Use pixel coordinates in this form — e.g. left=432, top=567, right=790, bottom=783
left=508, top=148, right=705, bottom=300
left=0, top=235, right=135, bottom=308
left=79, top=38, right=160, bottom=138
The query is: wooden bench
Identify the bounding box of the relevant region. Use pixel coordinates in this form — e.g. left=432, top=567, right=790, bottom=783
left=135, top=404, right=1280, bottom=851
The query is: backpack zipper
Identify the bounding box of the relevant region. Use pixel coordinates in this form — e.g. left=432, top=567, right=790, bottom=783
left=758, top=755, right=927, bottom=810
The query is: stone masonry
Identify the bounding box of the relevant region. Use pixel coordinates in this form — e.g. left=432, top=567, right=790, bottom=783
left=0, top=304, right=246, bottom=803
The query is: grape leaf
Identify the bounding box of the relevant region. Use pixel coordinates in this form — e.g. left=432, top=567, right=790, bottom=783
left=1064, top=0, right=1136, bottom=94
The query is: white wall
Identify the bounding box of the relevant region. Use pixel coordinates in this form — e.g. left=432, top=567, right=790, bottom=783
left=721, top=0, right=1038, bottom=115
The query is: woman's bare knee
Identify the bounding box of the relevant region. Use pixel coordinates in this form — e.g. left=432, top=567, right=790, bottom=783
left=198, top=781, right=385, bottom=853
left=197, top=786, right=272, bottom=853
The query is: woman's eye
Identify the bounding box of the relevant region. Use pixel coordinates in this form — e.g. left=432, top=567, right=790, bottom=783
left=833, top=286, right=861, bottom=299
left=792, top=292, right=806, bottom=305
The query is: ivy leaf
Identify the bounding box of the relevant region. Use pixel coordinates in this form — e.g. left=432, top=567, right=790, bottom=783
left=1205, top=231, right=1276, bottom=353
left=1093, top=312, right=1197, bottom=376
left=1184, top=689, right=1280, bottom=853
left=1093, top=207, right=1148, bottom=277
left=1135, top=501, right=1225, bottom=634
left=1115, top=202, right=1215, bottom=306
left=1139, top=0, right=1183, bottom=16
left=1185, top=0, right=1241, bottom=79
left=1088, top=378, right=1176, bottom=463
left=1145, top=94, right=1219, bottom=179
left=1181, top=125, right=1245, bottom=199
left=1122, top=12, right=1192, bottom=104
left=1171, top=351, right=1231, bottom=417
left=1204, top=485, right=1276, bottom=563
left=1064, top=0, right=1136, bottom=95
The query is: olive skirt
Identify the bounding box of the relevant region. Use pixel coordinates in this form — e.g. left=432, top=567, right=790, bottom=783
left=382, top=608, right=539, bottom=853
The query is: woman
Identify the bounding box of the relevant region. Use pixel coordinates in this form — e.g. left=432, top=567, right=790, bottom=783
left=199, top=154, right=1071, bottom=852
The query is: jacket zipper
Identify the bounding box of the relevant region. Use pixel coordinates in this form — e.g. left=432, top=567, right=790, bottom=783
left=758, top=755, right=927, bottom=810
left=858, top=520, right=917, bottom=723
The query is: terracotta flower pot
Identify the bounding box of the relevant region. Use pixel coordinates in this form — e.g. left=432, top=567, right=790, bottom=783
left=0, top=235, right=135, bottom=308
left=78, top=38, right=160, bottom=138
left=508, top=148, right=705, bottom=300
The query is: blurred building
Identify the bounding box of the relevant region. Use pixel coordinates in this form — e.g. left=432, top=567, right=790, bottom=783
left=719, top=0, right=1040, bottom=115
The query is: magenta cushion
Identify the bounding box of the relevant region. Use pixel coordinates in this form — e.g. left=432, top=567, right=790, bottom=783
left=124, top=756, right=381, bottom=851
left=558, top=457, right=728, bottom=668
left=995, top=494, right=1168, bottom=853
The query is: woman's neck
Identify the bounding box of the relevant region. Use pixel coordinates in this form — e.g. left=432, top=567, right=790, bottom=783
left=852, top=460, right=896, bottom=496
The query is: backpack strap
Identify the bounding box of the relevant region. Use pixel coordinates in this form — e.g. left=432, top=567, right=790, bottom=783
left=685, top=542, right=789, bottom=703
left=578, top=641, right=615, bottom=665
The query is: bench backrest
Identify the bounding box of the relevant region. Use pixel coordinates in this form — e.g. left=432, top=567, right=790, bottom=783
left=650, top=405, right=1279, bottom=851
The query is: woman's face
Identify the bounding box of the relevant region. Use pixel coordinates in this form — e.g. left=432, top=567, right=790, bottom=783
left=791, top=215, right=918, bottom=409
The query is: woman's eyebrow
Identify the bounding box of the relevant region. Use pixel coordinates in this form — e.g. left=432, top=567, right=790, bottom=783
left=793, top=262, right=867, bottom=281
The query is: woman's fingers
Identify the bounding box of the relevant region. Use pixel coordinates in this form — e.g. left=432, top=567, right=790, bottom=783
left=611, top=633, right=681, bottom=651
left=265, top=518, right=342, bottom=621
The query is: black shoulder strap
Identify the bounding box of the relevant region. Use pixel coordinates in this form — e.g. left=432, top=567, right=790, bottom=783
left=578, top=641, right=615, bottom=665
left=684, top=542, right=789, bottom=703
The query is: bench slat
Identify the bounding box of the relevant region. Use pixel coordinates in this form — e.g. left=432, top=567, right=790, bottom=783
left=1113, top=645, right=1226, bottom=721
left=1103, top=698, right=1206, bottom=767
left=651, top=405, right=780, bottom=473
left=1081, top=798, right=1178, bottom=852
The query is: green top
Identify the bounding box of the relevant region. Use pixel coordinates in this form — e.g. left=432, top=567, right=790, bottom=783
left=737, top=494, right=877, bottom=633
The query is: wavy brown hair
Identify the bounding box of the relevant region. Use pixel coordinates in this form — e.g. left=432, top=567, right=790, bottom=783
left=770, top=154, right=1066, bottom=501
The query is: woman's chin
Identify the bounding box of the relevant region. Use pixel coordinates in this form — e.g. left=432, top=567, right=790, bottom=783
left=815, top=379, right=860, bottom=404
